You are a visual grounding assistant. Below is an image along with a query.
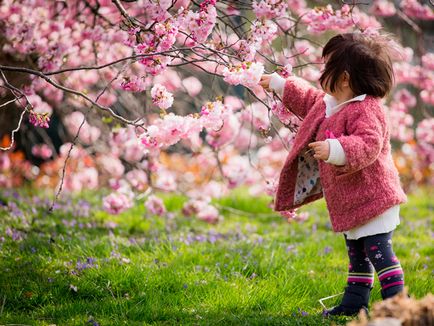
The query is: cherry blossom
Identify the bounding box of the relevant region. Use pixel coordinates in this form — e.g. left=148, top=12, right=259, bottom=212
left=103, top=191, right=133, bottom=215
left=301, top=5, right=354, bottom=34
left=151, top=84, right=174, bottom=110
left=252, top=0, right=288, bottom=19
left=370, top=0, right=396, bottom=17
left=400, top=0, right=434, bottom=20
left=31, top=144, right=52, bottom=160
left=222, top=62, right=264, bottom=88
left=144, top=195, right=166, bottom=216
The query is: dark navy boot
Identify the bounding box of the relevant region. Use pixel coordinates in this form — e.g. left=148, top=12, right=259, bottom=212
left=381, top=285, right=404, bottom=300
left=325, top=285, right=371, bottom=317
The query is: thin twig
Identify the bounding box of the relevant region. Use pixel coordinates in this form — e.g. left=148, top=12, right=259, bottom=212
left=0, top=97, right=21, bottom=109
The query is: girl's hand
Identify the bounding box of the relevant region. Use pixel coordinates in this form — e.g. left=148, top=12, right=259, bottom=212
left=259, top=75, right=271, bottom=91
left=308, top=141, right=330, bottom=161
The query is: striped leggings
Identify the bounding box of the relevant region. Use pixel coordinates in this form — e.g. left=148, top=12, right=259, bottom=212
left=344, top=231, right=404, bottom=294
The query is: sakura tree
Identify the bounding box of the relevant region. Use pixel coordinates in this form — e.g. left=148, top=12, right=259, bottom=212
left=0, top=0, right=432, bottom=220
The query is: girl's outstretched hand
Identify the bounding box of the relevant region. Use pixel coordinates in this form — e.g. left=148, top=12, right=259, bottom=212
left=259, top=75, right=271, bottom=91
left=308, top=141, right=330, bottom=161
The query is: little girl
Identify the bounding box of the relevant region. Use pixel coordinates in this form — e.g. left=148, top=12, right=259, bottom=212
left=260, top=32, right=408, bottom=316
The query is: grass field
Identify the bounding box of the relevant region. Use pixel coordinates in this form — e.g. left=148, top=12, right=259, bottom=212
left=0, top=187, right=432, bottom=325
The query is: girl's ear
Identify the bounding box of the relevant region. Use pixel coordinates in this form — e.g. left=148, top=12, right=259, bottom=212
left=342, top=71, right=350, bottom=87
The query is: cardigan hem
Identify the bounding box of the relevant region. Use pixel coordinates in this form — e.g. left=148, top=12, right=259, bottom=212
left=274, top=192, right=323, bottom=212
left=329, top=194, right=407, bottom=232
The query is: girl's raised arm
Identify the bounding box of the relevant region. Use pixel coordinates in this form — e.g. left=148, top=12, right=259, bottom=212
left=269, top=73, right=324, bottom=119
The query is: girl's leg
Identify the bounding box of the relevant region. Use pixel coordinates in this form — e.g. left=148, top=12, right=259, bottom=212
left=362, top=231, right=405, bottom=299
left=326, top=235, right=373, bottom=316
left=345, top=235, right=375, bottom=288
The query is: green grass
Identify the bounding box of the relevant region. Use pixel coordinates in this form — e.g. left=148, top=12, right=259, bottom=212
left=0, top=187, right=432, bottom=325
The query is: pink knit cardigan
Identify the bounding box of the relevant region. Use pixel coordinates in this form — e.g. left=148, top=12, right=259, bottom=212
left=273, top=76, right=407, bottom=232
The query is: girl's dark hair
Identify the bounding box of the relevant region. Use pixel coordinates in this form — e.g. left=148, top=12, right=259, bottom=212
left=319, top=33, right=396, bottom=98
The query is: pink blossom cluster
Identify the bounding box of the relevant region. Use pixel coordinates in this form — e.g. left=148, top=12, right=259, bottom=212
left=185, top=180, right=228, bottom=200
left=21, top=88, right=53, bottom=128
left=394, top=59, right=433, bottom=106
left=393, top=62, right=422, bottom=87
left=154, top=21, right=179, bottom=51
left=421, top=53, right=434, bottom=71
left=141, top=113, right=202, bottom=150
left=28, top=111, right=50, bottom=129
left=151, top=84, right=174, bottom=110
left=182, top=76, right=203, bottom=97
left=155, top=169, right=178, bottom=192
left=121, top=76, right=146, bottom=92
left=200, top=99, right=231, bottom=130
left=0, top=153, right=11, bottom=171
left=0, top=153, right=35, bottom=188
left=141, top=0, right=174, bottom=22
left=420, top=53, right=434, bottom=105
left=236, top=40, right=257, bottom=62
left=63, top=111, right=101, bottom=145
left=132, top=19, right=179, bottom=75
left=301, top=5, right=354, bottom=34
left=271, top=101, right=300, bottom=126
left=103, top=191, right=133, bottom=215
left=56, top=143, right=100, bottom=192
left=0, top=0, right=130, bottom=72
left=177, top=0, right=217, bottom=46
left=369, top=0, right=396, bottom=17
left=400, top=0, right=434, bottom=20
left=352, top=7, right=382, bottom=32
left=110, top=127, right=145, bottom=163
left=256, top=128, right=294, bottom=169
left=416, top=118, right=434, bottom=163
left=420, top=90, right=434, bottom=106
left=287, top=0, right=307, bottom=15
left=240, top=102, right=270, bottom=131
left=31, top=144, right=52, bottom=160
left=279, top=208, right=309, bottom=223
left=252, top=0, right=288, bottom=19
left=97, top=154, right=125, bottom=179
left=279, top=64, right=293, bottom=78
left=293, top=40, right=319, bottom=63
left=144, top=195, right=166, bottom=216
left=222, top=156, right=250, bottom=189
left=231, top=127, right=257, bottom=151
left=416, top=118, right=434, bottom=145
left=206, top=115, right=241, bottom=149
left=222, top=62, right=264, bottom=88
left=182, top=199, right=220, bottom=224
left=31, top=78, right=64, bottom=105
left=250, top=20, right=278, bottom=48
left=136, top=52, right=171, bottom=76
left=125, top=169, right=148, bottom=192
left=264, top=178, right=278, bottom=196
left=387, top=102, right=414, bottom=142
left=393, top=89, right=417, bottom=109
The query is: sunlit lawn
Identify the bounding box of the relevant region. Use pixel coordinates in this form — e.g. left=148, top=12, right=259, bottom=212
left=0, top=187, right=432, bottom=325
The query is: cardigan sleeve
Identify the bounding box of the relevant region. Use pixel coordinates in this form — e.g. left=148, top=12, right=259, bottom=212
left=331, top=102, right=386, bottom=176
left=281, top=76, right=324, bottom=119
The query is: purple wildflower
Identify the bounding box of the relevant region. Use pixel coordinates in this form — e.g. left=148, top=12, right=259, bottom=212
left=87, top=317, right=100, bottom=326
left=324, top=246, right=332, bottom=254
left=286, top=245, right=296, bottom=253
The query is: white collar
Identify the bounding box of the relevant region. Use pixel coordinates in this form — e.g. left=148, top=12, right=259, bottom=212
left=324, top=93, right=367, bottom=118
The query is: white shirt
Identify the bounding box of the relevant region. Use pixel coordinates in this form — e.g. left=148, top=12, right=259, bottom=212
left=269, top=73, right=400, bottom=239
